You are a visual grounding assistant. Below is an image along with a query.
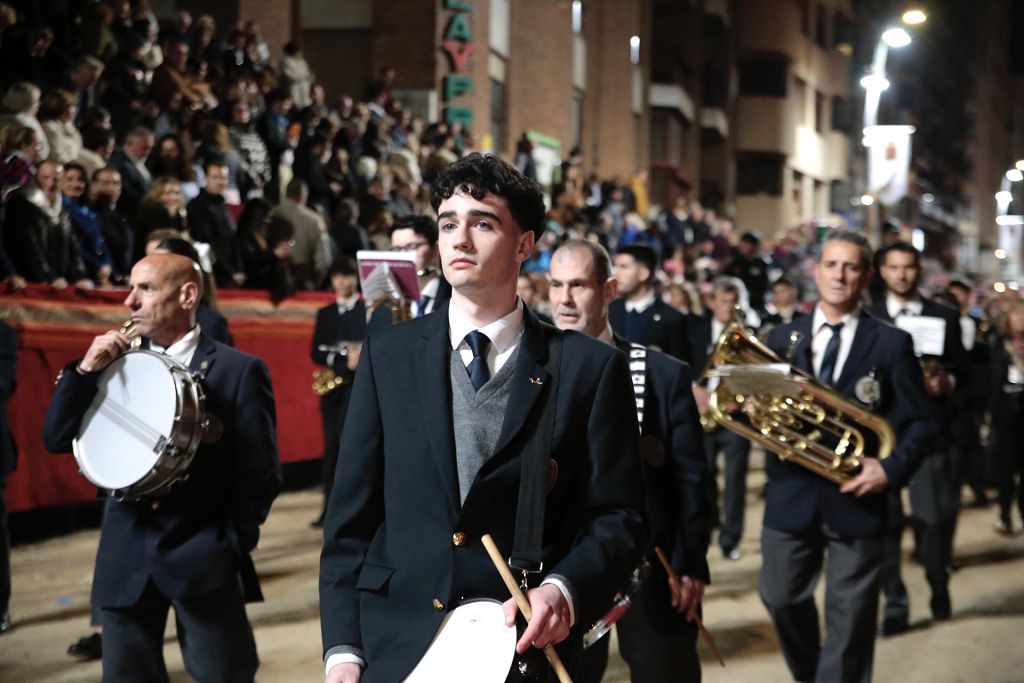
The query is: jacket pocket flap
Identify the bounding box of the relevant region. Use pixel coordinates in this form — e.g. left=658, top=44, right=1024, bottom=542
left=355, top=562, right=395, bottom=591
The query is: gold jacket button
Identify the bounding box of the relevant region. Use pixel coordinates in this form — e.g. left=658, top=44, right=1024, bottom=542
left=452, top=531, right=466, bottom=547
left=432, top=599, right=444, bottom=611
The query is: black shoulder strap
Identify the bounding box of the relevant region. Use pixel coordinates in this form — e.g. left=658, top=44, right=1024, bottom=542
left=510, top=333, right=563, bottom=577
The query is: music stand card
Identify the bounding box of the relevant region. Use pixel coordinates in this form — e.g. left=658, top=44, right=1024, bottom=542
left=356, top=250, right=421, bottom=303
left=895, top=315, right=946, bottom=356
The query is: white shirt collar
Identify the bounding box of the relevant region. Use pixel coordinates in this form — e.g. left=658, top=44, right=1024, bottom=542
left=449, top=298, right=525, bottom=354
left=336, top=294, right=360, bottom=312
left=419, top=277, right=440, bottom=300
left=886, top=291, right=922, bottom=318
left=149, top=325, right=202, bottom=366
left=624, top=290, right=657, bottom=313
left=812, top=305, right=860, bottom=333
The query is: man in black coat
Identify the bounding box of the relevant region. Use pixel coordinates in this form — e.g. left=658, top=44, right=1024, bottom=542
left=760, top=231, right=936, bottom=683
left=319, top=154, right=647, bottom=683
left=867, top=241, right=966, bottom=634
left=311, top=258, right=366, bottom=526
left=548, top=239, right=710, bottom=682
left=187, top=160, right=246, bottom=287
left=608, top=243, right=691, bottom=364
left=91, top=168, right=134, bottom=283
left=721, top=232, right=770, bottom=312
left=43, top=253, right=281, bottom=681
left=105, top=126, right=154, bottom=226
left=0, top=322, right=17, bottom=634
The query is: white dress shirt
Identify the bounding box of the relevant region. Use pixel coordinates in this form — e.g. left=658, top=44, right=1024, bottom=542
left=810, top=306, right=859, bottom=382
left=149, top=325, right=201, bottom=367
left=624, top=290, right=657, bottom=314
left=448, top=297, right=525, bottom=375
left=886, top=292, right=923, bottom=319
left=413, top=277, right=441, bottom=317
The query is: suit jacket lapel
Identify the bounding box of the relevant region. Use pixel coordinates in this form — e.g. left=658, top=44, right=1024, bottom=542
left=489, top=310, right=551, bottom=461
left=414, top=302, right=460, bottom=510
left=834, top=313, right=879, bottom=391
left=790, top=315, right=815, bottom=375
left=188, top=332, right=217, bottom=376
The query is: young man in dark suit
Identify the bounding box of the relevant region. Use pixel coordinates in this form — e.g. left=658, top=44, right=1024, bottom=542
left=868, top=241, right=967, bottom=633
left=43, top=253, right=281, bottom=681
left=548, top=239, right=710, bottom=683
left=312, top=257, right=366, bottom=526
left=608, top=243, right=691, bottom=364
left=761, top=231, right=935, bottom=683
left=320, top=154, right=647, bottom=683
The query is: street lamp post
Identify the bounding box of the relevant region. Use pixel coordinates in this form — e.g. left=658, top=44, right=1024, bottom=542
left=995, top=164, right=1024, bottom=281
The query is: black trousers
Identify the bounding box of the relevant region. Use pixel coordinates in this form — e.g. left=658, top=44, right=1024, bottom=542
left=0, top=477, right=9, bottom=616
left=704, top=427, right=750, bottom=552
left=994, top=399, right=1024, bottom=525
left=582, top=605, right=700, bottom=683
left=100, top=578, right=258, bottom=683
left=759, top=525, right=883, bottom=683
left=320, top=389, right=353, bottom=515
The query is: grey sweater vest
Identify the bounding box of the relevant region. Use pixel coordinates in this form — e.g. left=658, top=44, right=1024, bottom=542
left=450, top=346, right=519, bottom=504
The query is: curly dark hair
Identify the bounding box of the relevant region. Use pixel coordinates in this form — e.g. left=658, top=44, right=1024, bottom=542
left=430, top=153, right=545, bottom=239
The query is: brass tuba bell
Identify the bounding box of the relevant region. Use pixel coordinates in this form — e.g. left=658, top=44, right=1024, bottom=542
left=698, top=321, right=895, bottom=484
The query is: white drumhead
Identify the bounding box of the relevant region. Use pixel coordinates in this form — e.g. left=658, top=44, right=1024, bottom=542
left=403, top=599, right=516, bottom=683
left=74, top=352, right=179, bottom=490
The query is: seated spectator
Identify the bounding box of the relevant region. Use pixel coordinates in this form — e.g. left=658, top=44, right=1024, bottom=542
left=228, top=100, right=270, bottom=198
left=147, top=133, right=201, bottom=200
left=90, top=167, right=133, bottom=282
left=194, top=118, right=244, bottom=194
left=106, top=125, right=154, bottom=225
left=328, top=197, right=368, bottom=262
left=38, top=89, right=82, bottom=164
left=292, top=133, right=334, bottom=211
left=136, top=176, right=188, bottom=248
left=75, top=126, right=115, bottom=179
left=99, top=33, right=149, bottom=131
left=272, top=178, right=330, bottom=290
left=62, top=163, right=111, bottom=285
left=77, top=1, right=118, bottom=63
left=278, top=41, right=313, bottom=110
left=150, top=39, right=206, bottom=110
left=237, top=198, right=294, bottom=298
left=60, top=57, right=105, bottom=128
left=0, top=125, right=38, bottom=203
left=0, top=82, right=48, bottom=161
left=188, top=159, right=245, bottom=287
left=2, top=161, right=91, bottom=289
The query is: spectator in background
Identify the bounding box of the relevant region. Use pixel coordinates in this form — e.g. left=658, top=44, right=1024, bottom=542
left=106, top=125, right=154, bottom=226
left=91, top=167, right=133, bottom=282
left=278, top=41, right=313, bottom=110
left=194, top=119, right=243, bottom=193
left=38, top=89, right=82, bottom=164
left=99, top=33, right=148, bottom=131
left=61, top=163, right=111, bottom=286
left=237, top=198, right=294, bottom=299
left=722, top=231, right=770, bottom=312
left=149, top=40, right=205, bottom=110
left=75, top=126, right=115, bottom=179
left=292, top=133, right=333, bottom=212
left=0, top=125, right=38, bottom=203
left=618, top=211, right=665, bottom=261
left=0, top=27, right=63, bottom=92
left=255, top=88, right=292, bottom=201
left=188, top=159, right=245, bottom=287
left=272, top=179, right=330, bottom=290
left=3, top=161, right=91, bottom=289
left=328, top=197, right=367, bottom=262
left=0, top=82, right=48, bottom=161
left=77, top=1, right=118, bottom=63
left=761, top=276, right=805, bottom=329
left=684, top=200, right=713, bottom=246
left=147, top=133, right=200, bottom=200
left=61, top=56, right=104, bottom=128
left=136, top=176, right=188, bottom=246
left=228, top=100, right=270, bottom=198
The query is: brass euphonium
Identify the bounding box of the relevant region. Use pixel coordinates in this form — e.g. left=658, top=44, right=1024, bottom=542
left=698, top=321, right=895, bottom=484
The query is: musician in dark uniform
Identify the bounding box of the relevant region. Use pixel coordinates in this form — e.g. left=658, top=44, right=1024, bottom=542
left=867, top=241, right=966, bottom=634
left=311, top=257, right=366, bottom=526
left=689, top=277, right=752, bottom=561
left=319, top=154, right=647, bottom=683
left=761, top=231, right=936, bottom=683
left=548, top=239, right=710, bottom=683
left=43, top=253, right=281, bottom=682
left=608, top=244, right=691, bottom=364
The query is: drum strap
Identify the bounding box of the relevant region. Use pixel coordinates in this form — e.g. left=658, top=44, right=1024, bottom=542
left=628, top=343, right=648, bottom=433
left=510, top=334, right=563, bottom=580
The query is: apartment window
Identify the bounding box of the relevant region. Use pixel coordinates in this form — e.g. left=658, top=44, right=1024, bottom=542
left=815, top=91, right=826, bottom=133
left=831, top=95, right=848, bottom=131
left=793, top=77, right=808, bottom=127
left=815, top=3, right=829, bottom=49
left=799, top=0, right=811, bottom=37
left=737, top=152, right=784, bottom=196
left=490, top=78, right=505, bottom=153
left=738, top=53, right=788, bottom=97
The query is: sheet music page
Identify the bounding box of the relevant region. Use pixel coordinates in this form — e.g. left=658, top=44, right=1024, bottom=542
left=895, top=315, right=946, bottom=356
left=356, top=250, right=421, bottom=303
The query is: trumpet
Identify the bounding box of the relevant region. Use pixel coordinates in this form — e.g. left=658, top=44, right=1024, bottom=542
left=312, top=342, right=361, bottom=397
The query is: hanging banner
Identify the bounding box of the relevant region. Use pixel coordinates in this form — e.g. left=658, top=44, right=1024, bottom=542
left=865, top=125, right=915, bottom=207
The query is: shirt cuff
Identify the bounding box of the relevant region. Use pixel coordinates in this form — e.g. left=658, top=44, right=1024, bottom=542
left=326, top=352, right=336, bottom=367
left=542, top=575, right=576, bottom=627
left=325, top=648, right=366, bottom=676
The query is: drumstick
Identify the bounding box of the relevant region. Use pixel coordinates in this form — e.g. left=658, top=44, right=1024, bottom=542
left=653, top=545, right=725, bottom=668
left=480, top=534, right=573, bottom=683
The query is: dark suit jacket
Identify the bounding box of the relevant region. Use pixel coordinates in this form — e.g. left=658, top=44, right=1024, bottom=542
left=107, top=148, right=151, bottom=223
left=319, top=304, right=648, bottom=682
left=764, top=311, right=936, bottom=539
left=608, top=298, right=691, bottom=366
left=188, top=190, right=243, bottom=285
left=0, top=322, right=16, bottom=479
left=614, top=336, right=710, bottom=634
left=43, top=334, right=282, bottom=607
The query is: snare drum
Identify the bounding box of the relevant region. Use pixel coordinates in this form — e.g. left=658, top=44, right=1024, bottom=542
left=73, top=350, right=208, bottom=500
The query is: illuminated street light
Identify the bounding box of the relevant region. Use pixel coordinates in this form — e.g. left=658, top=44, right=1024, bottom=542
left=996, top=249, right=1008, bottom=259
left=1017, top=160, right=1024, bottom=171
left=902, top=9, right=928, bottom=25
left=997, top=215, right=1024, bottom=226
left=1008, top=169, right=1024, bottom=183
left=860, top=73, right=890, bottom=92
left=860, top=194, right=875, bottom=206
left=882, top=28, right=912, bottom=48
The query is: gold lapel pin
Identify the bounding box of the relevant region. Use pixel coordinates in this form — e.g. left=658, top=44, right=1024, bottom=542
left=529, top=377, right=544, bottom=385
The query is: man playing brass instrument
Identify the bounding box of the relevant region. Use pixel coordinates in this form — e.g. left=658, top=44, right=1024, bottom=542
left=760, top=231, right=936, bottom=683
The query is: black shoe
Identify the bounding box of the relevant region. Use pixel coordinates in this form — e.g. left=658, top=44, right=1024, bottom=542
left=0, top=610, right=11, bottom=634
left=877, top=617, right=909, bottom=637
left=68, top=633, right=102, bottom=660
left=931, top=591, right=952, bottom=621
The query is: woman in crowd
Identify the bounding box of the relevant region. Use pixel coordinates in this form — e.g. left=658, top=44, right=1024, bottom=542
left=136, top=176, right=188, bottom=245
left=38, top=89, right=82, bottom=164
left=61, top=163, right=111, bottom=286
left=0, top=125, right=39, bottom=203
left=991, top=296, right=1024, bottom=535
left=236, top=197, right=294, bottom=299
left=147, top=133, right=201, bottom=200
left=0, top=82, right=48, bottom=161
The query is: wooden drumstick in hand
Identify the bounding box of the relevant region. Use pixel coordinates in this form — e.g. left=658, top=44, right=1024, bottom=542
left=480, top=534, right=574, bottom=683
left=654, top=545, right=725, bottom=667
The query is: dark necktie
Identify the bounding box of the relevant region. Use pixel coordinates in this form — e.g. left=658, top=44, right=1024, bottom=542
left=464, top=330, right=491, bottom=391
left=417, top=295, right=432, bottom=318
left=817, top=322, right=844, bottom=384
